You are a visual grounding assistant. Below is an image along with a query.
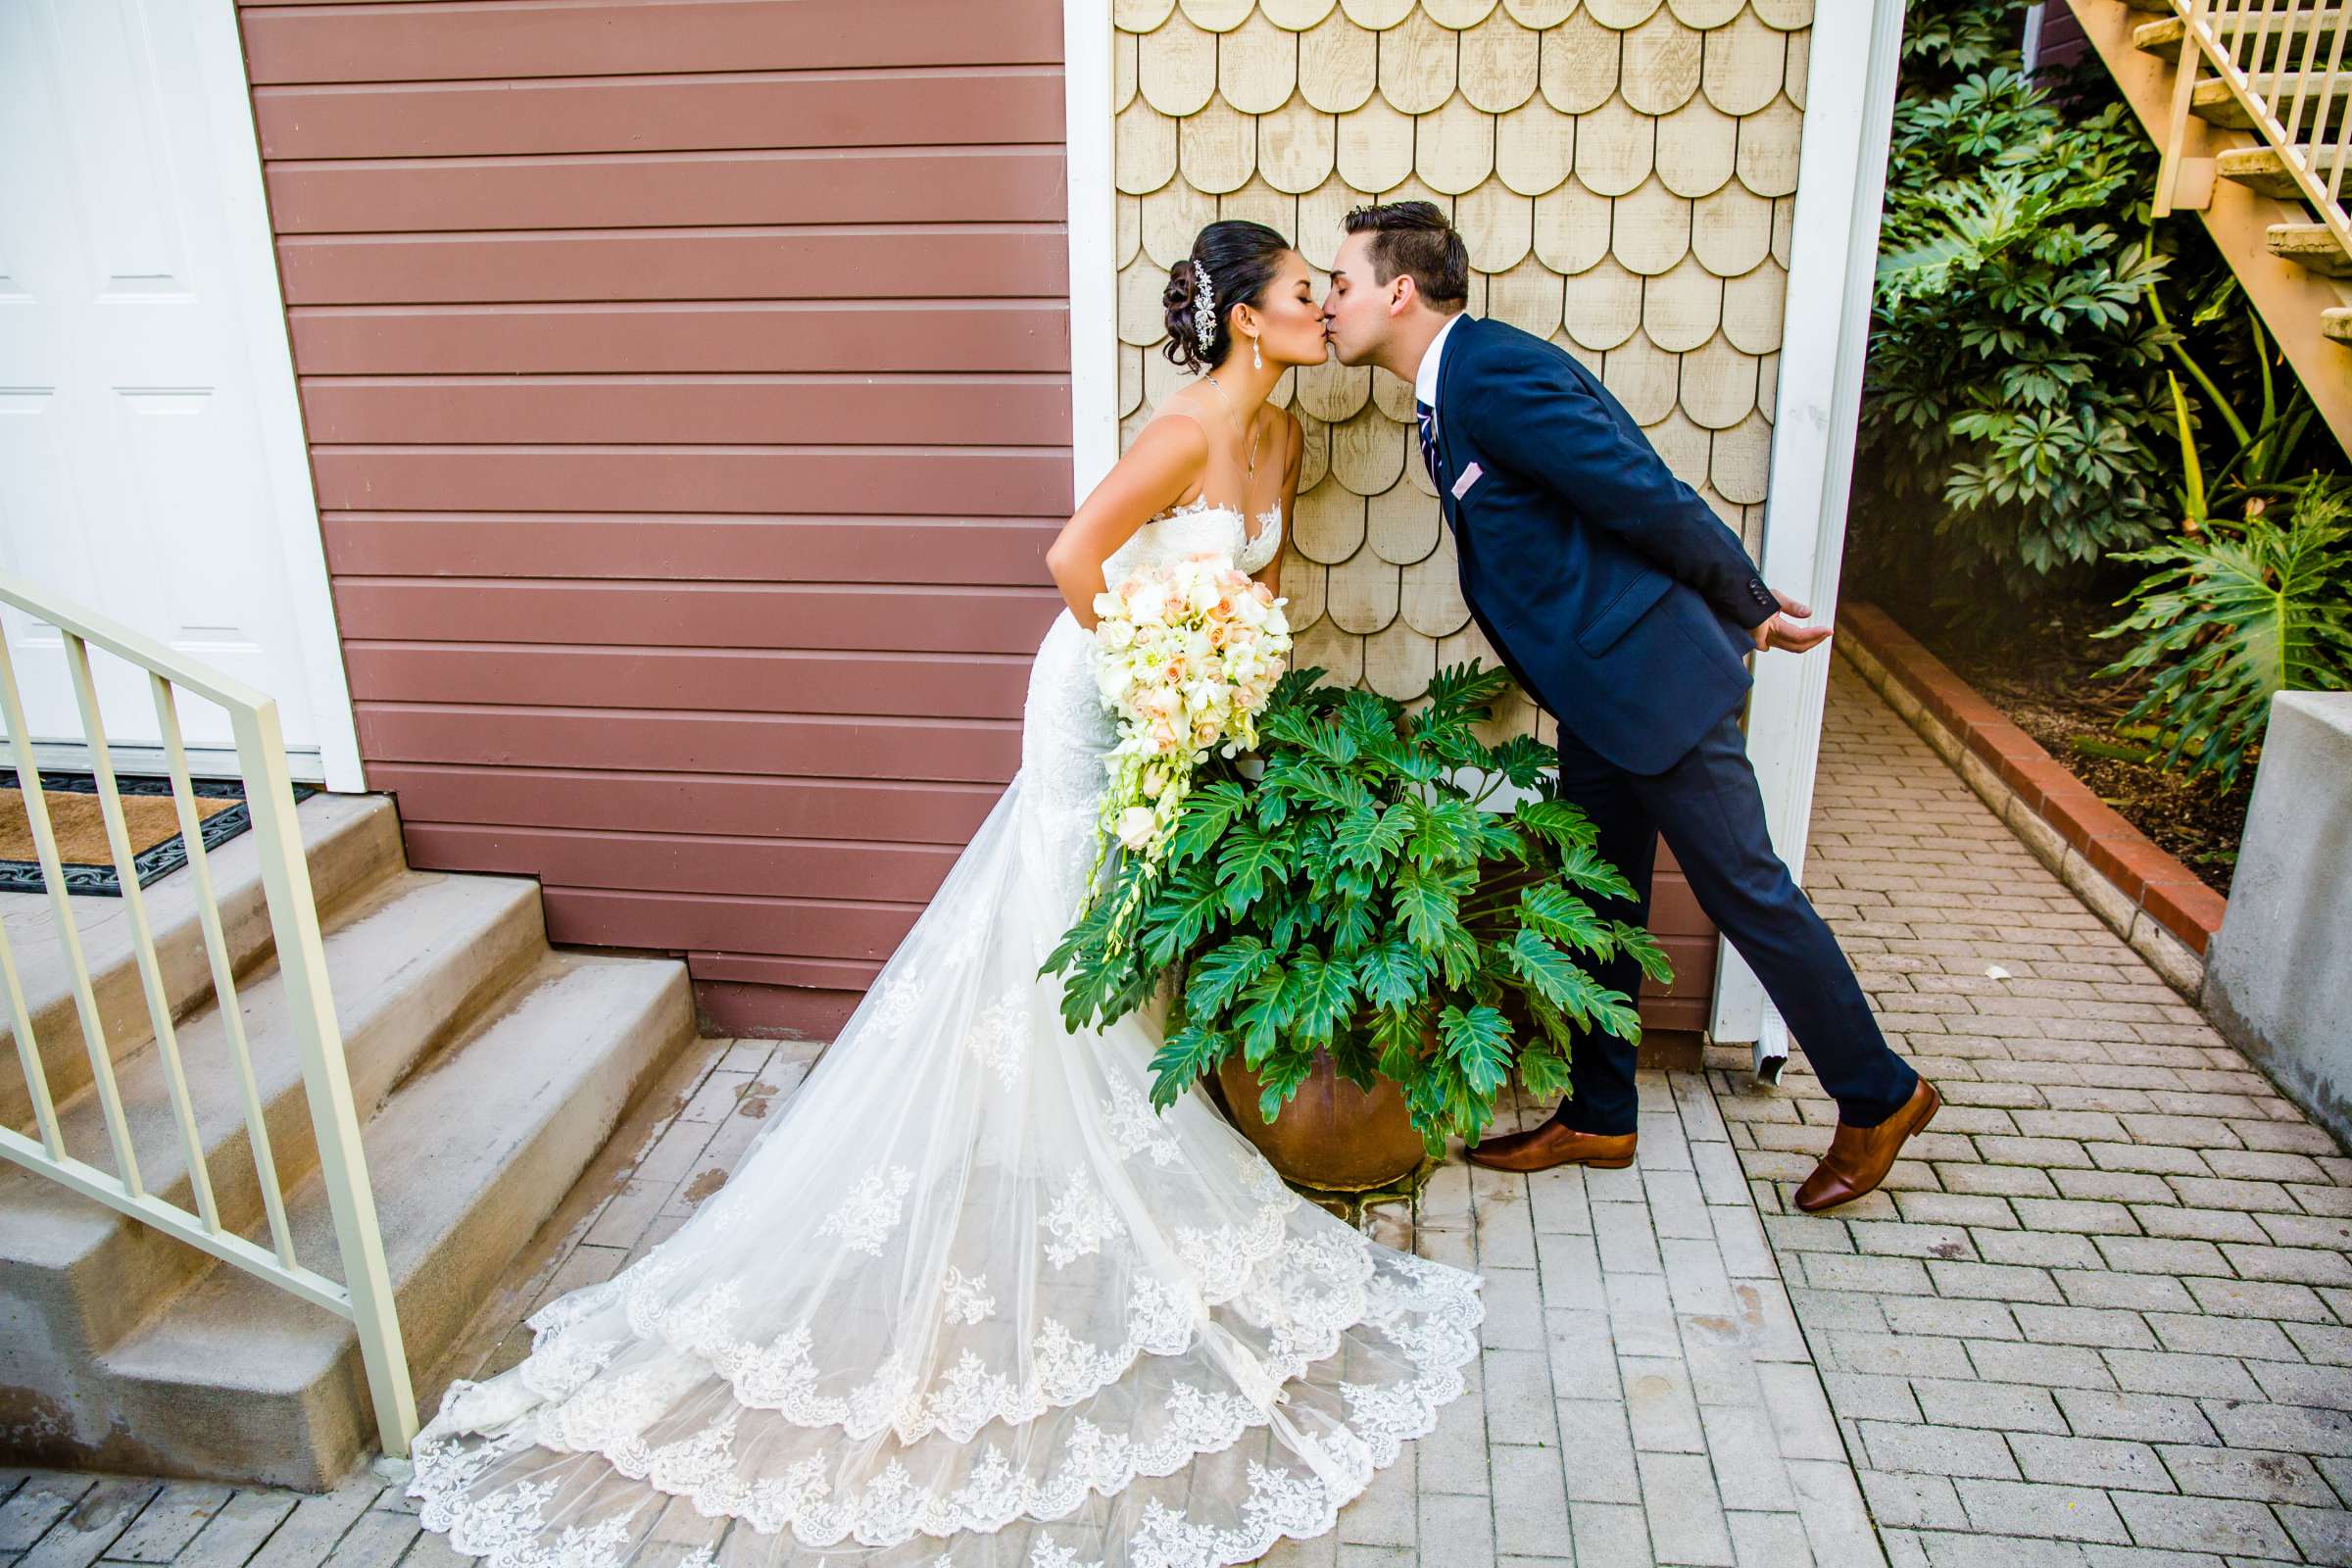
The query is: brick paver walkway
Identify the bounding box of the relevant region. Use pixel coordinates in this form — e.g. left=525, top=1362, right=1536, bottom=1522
left=1722, top=659, right=2352, bottom=1568
left=3, top=657, right=2346, bottom=1567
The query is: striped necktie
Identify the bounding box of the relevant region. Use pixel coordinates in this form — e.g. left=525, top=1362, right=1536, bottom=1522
left=1415, top=398, right=1441, bottom=490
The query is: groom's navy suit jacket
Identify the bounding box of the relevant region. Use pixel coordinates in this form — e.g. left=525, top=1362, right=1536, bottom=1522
left=1428, top=314, right=1781, bottom=774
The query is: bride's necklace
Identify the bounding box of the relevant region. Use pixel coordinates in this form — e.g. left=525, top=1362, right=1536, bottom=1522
left=1200, top=373, right=1262, bottom=495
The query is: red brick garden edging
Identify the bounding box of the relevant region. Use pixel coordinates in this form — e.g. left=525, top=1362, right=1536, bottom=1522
left=1834, top=601, right=2225, bottom=1000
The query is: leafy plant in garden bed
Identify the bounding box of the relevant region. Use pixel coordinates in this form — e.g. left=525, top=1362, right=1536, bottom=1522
left=1860, top=59, right=2170, bottom=596
left=2096, top=474, right=2352, bottom=789
left=1044, top=662, right=1669, bottom=1155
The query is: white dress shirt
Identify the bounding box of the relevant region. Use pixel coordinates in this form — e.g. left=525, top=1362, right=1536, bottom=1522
left=1413, top=309, right=1467, bottom=411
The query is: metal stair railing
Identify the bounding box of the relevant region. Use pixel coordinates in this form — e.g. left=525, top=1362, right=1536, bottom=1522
left=2157, top=0, right=2352, bottom=264
left=0, top=571, right=418, bottom=1460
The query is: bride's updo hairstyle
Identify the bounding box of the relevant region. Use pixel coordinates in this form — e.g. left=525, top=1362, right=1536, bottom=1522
left=1161, top=220, right=1292, bottom=373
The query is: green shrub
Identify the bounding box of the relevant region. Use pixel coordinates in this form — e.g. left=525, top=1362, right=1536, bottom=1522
left=1861, top=62, right=2170, bottom=593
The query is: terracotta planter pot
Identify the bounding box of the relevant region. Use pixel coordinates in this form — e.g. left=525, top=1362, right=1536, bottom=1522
left=1216, top=1047, right=1427, bottom=1193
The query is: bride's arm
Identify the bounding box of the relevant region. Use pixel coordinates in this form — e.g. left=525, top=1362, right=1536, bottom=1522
left=1046, top=417, right=1207, bottom=629
left=1253, top=411, right=1304, bottom=596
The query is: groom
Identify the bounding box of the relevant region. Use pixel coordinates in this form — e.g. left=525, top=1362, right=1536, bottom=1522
left=1322, top=201, right=1936, bottom=1213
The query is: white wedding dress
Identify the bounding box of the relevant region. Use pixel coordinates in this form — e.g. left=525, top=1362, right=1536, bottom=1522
left=406, top=497, right=1485, bottom=1568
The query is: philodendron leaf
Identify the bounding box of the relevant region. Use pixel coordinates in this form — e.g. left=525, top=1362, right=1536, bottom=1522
left=1355, top=938, right=1428, bottom=1011
left=1255, top=1047, right=1315, bottom=1123
left=1333, top=802, right=1409, bottom=868
left=1166, top=780, right=1250, bottom=867
left=1517, top=1037, right=1574, bottom=1099
left=1519, top=882, right=1608, bottom=958
left=1407, top=795, right=1486, bottom=867
left=1185, top=936, right=1275, bottom=1018
left=1513, top=798, right=1599, bottom=853
left=1553, top=843, right=1640, bottom=905
left=1502, top=926, right=1590, bottom=1012
left=1281, top=946, right=1359, bottom=1046
left=1330, top=1026, right=1381, bottom=1092
left=1142, top=864, right=1229, bottom=966
left=1149, top=1020, right=1231, bottom=1110
left=1439, top=1003, right=1513, bottom=1099
left=1234, top=967, right=1295, bottom=1066
left=1327, top=894, right=1379, bottom=956
left=1395, top=860, right=1476, bottom=950
left=1371, top=1003, right=1426, bottom=1081
left=1216, top=822, right=1288, bottom=917
left=1611, top=919, right=1675, bottom=987
left=1488, top=734, right=1556, bottom=789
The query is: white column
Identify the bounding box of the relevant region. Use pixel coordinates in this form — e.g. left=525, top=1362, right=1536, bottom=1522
left=1709, top=0, right=1910, bottom=1068
left=1062, top=1, right=1120, bottom=507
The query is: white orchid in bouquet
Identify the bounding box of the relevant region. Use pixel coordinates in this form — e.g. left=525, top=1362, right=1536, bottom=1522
left=1082, top=552, right=1291, bottom=948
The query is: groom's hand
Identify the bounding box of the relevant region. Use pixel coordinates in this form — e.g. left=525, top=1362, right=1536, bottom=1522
left=1749, top=589, right=1833, bottom=655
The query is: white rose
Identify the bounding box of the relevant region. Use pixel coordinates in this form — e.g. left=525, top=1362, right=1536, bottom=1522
left=1116, top=807, right=1159, bottom=851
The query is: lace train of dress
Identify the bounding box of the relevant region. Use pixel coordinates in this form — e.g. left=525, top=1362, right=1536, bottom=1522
left=405, top=500, right=1484, bottom=1567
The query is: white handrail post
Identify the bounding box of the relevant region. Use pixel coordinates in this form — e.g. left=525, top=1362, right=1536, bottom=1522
left=230, top=699, right=418, bottom=1458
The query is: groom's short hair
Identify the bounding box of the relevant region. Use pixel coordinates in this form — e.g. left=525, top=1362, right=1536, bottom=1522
left=1341, top=201, right=1469, bottom=315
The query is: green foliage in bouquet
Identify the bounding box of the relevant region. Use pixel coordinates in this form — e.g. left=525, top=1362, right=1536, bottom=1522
left=1043, top=662, right=1671, bottom=1155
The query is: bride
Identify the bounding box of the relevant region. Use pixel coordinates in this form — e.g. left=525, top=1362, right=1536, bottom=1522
left=405, top=220, right=1484, bottom=1568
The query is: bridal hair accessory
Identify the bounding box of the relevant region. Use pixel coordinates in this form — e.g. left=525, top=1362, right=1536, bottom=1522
left=1192, top=259, right=1216, bottom=356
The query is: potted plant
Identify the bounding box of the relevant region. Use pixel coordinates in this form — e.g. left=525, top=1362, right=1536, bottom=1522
left=1045, top=662, right=1671, bottom=1190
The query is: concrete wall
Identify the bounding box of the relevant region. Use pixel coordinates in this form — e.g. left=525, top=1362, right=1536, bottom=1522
left=2204, top=692, right=2352, bottom=1150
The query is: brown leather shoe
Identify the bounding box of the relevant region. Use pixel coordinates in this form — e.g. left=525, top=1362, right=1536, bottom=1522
left=1794, top=1078, right=1940, bottom=1212
left=1464, top=1121, right=1637, bottom=1173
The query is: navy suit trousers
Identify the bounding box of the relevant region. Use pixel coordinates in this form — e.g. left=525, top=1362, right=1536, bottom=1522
left=1547, top=710, right=1919, bottom=1136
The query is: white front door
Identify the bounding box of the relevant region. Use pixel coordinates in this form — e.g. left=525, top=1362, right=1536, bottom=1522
left=0, top=0, right=359, bottom=788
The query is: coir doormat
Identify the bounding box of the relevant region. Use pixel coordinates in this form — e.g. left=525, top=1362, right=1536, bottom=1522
left=0, top=769, right=319, bottom=897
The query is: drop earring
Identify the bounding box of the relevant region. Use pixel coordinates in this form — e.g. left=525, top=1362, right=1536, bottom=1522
left=1251, top=333, right=1262, bottom=370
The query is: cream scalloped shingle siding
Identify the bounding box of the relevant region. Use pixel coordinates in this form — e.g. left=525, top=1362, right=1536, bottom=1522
left=1112, top=0, right=1808, bottom=740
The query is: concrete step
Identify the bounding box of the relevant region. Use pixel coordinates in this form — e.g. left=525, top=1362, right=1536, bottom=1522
left=2323, top=305, right=2352, bottom=341
left=2191, top=72, right=2352, bottom=130
left=2215, top=141, right=2352, bottom=199
left=0, top=864, right=550, bottom=1370
left=2134, top=10, right=2351, bottom=61
left=2270, top=220, right=2352, bottom=272
left=0, top=792, right=405, bottom=1135
left=13, top=949, right=694, bottom=1488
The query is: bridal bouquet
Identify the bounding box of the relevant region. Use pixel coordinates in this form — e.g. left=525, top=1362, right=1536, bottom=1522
left=1082, top=554, right=1290, bottom=936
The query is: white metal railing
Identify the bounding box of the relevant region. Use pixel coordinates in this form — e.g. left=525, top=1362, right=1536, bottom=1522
left=0, top=572, right=416, bottom=1459
left=2157, top=0, right=2352, bottom=265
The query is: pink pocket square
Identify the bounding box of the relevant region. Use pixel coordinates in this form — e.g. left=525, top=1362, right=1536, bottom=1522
left=1449, top=461, right=1483, bottom=499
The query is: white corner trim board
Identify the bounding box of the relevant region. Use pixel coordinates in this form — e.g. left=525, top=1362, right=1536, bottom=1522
left=197, top=2, right=366, bottom=794
left=1712, top=0, right=1910, bottom=1061
left=1064, top=0, right=1121, bottom=507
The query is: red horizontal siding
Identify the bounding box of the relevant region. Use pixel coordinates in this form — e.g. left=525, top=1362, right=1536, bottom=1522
left=237, top=2, right=1063, bottom=82
left=329, top=580, right=1062, bottom=654
left=265, top=147, right=1067, bottom=232
left=352, top=706, right=1021, bottom=783
left=239, top=0, right=1067, bottom=1036
left=318, top=516, right=1060, bottom=584
left=251, top=70, right=1067, bottom=160
left=286, top=302, right=1068, bottom=375
left=363, top=763, right=999, bottom=847
left=296, top=378, right=1071, bottom=447
left=274, top=228, right=1066, bottom=305
left=341, top=644, right=1032, bottom=720
left=305, top=447, right=1072, bottom=514
left=404, top=823, right=963, bottom=906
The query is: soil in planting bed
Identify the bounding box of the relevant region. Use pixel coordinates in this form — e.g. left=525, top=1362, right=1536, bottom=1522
left=1894, top=597, right=2248, bottom=897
